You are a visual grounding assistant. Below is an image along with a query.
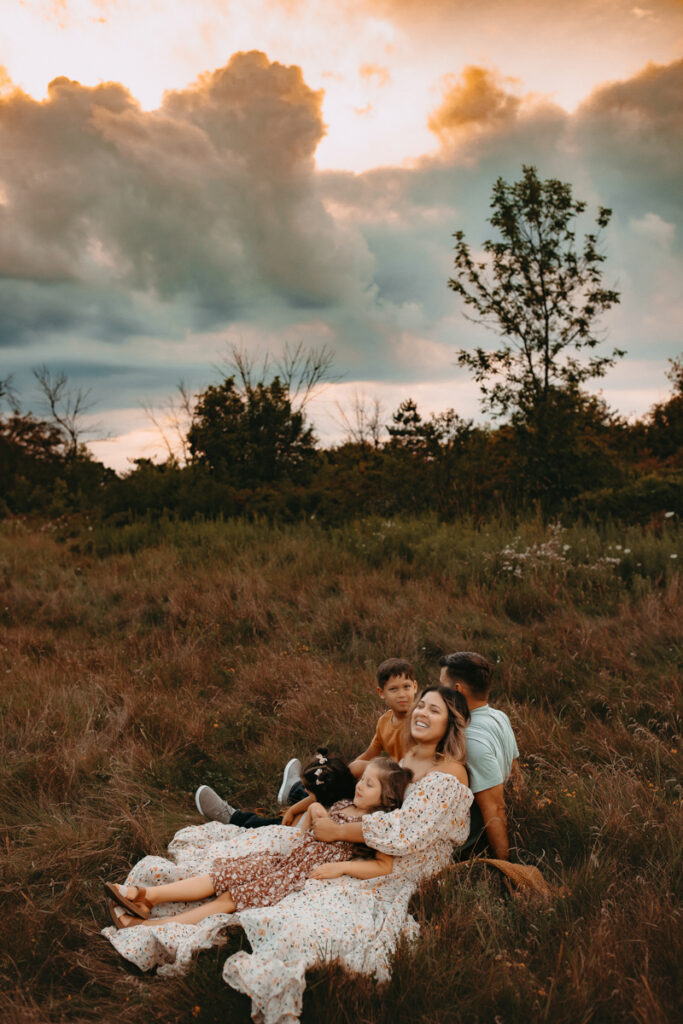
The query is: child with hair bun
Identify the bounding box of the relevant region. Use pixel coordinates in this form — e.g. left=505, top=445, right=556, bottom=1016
left=106, top=751, right=413, bottom=928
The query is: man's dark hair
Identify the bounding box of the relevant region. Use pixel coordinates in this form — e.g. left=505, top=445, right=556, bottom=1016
left=439, top=651, right=492, bottom=698
left=376, top=658, right=416, bottom=689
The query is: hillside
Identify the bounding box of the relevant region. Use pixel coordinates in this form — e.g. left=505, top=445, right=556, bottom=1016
left=0, top=515, right=680, bottom=1023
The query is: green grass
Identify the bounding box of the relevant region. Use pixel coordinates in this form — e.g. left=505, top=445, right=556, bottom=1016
left=0, top=514, right=680, bottom=1022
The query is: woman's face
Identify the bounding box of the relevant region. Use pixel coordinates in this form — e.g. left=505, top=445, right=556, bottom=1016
left=410, top=690, right=449, bottom=745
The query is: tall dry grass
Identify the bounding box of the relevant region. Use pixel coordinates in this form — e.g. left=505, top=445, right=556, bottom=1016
left=0, top=514, right=680, bottom=1023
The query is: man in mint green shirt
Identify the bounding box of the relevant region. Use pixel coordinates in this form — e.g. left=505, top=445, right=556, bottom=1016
left=439, top=652, right=520, bottom=859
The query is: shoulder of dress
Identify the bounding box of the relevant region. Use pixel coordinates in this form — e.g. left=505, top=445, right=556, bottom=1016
left=424, top=770, right=473, bottom=794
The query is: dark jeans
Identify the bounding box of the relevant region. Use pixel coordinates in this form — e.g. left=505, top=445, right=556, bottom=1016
left=289, top=781, right=308, bottom=804
left=228, top=780, right=309, bottom=830
left=452, top=799, right=489, bottom=861
left=229, top=809, right=282, bottom=829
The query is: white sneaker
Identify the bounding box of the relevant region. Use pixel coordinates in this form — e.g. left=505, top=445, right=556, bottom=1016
left=194, top=785, right=235, bottom=824
left=277, top=758, right=302, bottom=805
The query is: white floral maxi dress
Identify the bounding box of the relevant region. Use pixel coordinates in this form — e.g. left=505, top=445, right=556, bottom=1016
left=102, top=772, right=473, bottom=1024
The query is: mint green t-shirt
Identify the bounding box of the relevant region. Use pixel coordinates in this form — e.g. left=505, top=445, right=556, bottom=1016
left=466, top=705, right=519, bottom=794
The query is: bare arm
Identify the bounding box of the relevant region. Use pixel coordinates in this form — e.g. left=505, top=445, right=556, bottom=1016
left=475, top=783, right=510, bottom=860
left=282, top=793, right=314, bottom=827
left=312, top=817, right=364, bottom=843
left=297, top=807, right=312, bottom=831
left=310, top=851, right=393, bottom=880
left=348, top=733, right=385, bottom=779
left=509, top=758, right=523, bottom=792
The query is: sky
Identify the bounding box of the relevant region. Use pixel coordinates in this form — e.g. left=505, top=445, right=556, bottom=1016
left=1, top=0, right=682, bottom=470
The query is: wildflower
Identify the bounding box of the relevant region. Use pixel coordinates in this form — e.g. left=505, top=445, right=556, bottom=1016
left=664, top=511, right=675, bottom=518
left=671, top=554, right=678, bottom=559
left=623, top=548, right=631, bottom=554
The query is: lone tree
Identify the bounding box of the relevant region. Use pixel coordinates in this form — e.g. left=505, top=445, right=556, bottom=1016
left=449, top=165, right=624, bottom=506
left=449, top=165, right=622, bottom=423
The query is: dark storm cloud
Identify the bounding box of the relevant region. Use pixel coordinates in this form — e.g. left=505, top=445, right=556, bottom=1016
left=573, top=58, right=683, bottom=235
left=0, top=51, right=374, bottom=349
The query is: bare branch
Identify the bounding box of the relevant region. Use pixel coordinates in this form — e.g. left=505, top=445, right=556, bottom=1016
left=33, top=365, right=98, bottom=457
left=0, top=375, right=18, bottom=413
left=335, top=390, right=385, bottom=447
left=142, top=381, right=197, bottom=466
left=274, top=341, right=339, bottom=411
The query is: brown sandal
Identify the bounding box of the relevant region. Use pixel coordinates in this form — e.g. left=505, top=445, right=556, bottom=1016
left=104, top=881, right=152, bottom=920
left=107, top=900, right=140, bottom=929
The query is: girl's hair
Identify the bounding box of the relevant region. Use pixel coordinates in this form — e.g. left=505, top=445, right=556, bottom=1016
left=368, top=758, right=413, bottom=811
left=301, top=748, right=356, bottom=806
left=408, top=685, right=470, bottom=764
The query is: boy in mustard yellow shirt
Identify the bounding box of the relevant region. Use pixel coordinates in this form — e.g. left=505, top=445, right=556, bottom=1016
left=348, top=657, right=418, bottom=774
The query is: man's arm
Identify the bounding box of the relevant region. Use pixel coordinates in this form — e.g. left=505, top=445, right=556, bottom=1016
left=474, top=783, right=509, bottom=860
left=509, top=757, right=523, bottom=791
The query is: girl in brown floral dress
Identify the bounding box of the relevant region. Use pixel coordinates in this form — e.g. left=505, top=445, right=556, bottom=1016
left=106, top=752, right=412, bottom=928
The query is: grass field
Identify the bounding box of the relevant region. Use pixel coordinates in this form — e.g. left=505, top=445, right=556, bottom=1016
left=0, top=514, right=680, bottom=1023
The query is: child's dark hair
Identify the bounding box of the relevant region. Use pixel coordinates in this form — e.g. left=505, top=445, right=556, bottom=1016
left=301, top=748, right=356, bottom=806
left=377, top=658, right=416, bottom=689
left=369, top=758, right=413, bottom=810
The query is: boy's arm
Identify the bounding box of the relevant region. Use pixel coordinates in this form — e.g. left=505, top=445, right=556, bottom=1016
left=348, top=725, right=385, bottom=778
left=310, top=851, right=393, bottom=880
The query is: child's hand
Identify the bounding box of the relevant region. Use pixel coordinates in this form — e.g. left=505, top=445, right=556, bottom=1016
left=309, top=803, right=329, bottom=821
left=281, top=806, right=298, bottom=826
left=310, top=862, right=345, bottom=880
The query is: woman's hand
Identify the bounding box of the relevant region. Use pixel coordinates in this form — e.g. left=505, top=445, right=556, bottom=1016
left=310, top=862, right=345, bottom=880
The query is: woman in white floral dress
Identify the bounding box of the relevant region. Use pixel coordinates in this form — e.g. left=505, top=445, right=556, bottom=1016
left=103, top=687, right=473, bottom=1024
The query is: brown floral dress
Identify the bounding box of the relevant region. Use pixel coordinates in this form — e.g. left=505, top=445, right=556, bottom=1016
left=209, top=800, right=366, bottom=911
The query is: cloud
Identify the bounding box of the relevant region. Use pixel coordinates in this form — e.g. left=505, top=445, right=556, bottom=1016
left=359, top=63, right=391, bottom=87
left=574, top=59, right=683, bottom=232
left=428, top=66, right=523, bottom=142
left=0, top=51, right=377, bottom=348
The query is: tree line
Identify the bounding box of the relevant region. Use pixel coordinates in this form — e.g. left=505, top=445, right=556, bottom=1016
left=1, top=167, right=681, bottom=526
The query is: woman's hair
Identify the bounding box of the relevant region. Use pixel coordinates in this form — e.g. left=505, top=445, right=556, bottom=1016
left=301, top=748, right=356, bottom=806
left=368, top=758, right=413, bottom=811
left=408, top=685, right=470, bottom=764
